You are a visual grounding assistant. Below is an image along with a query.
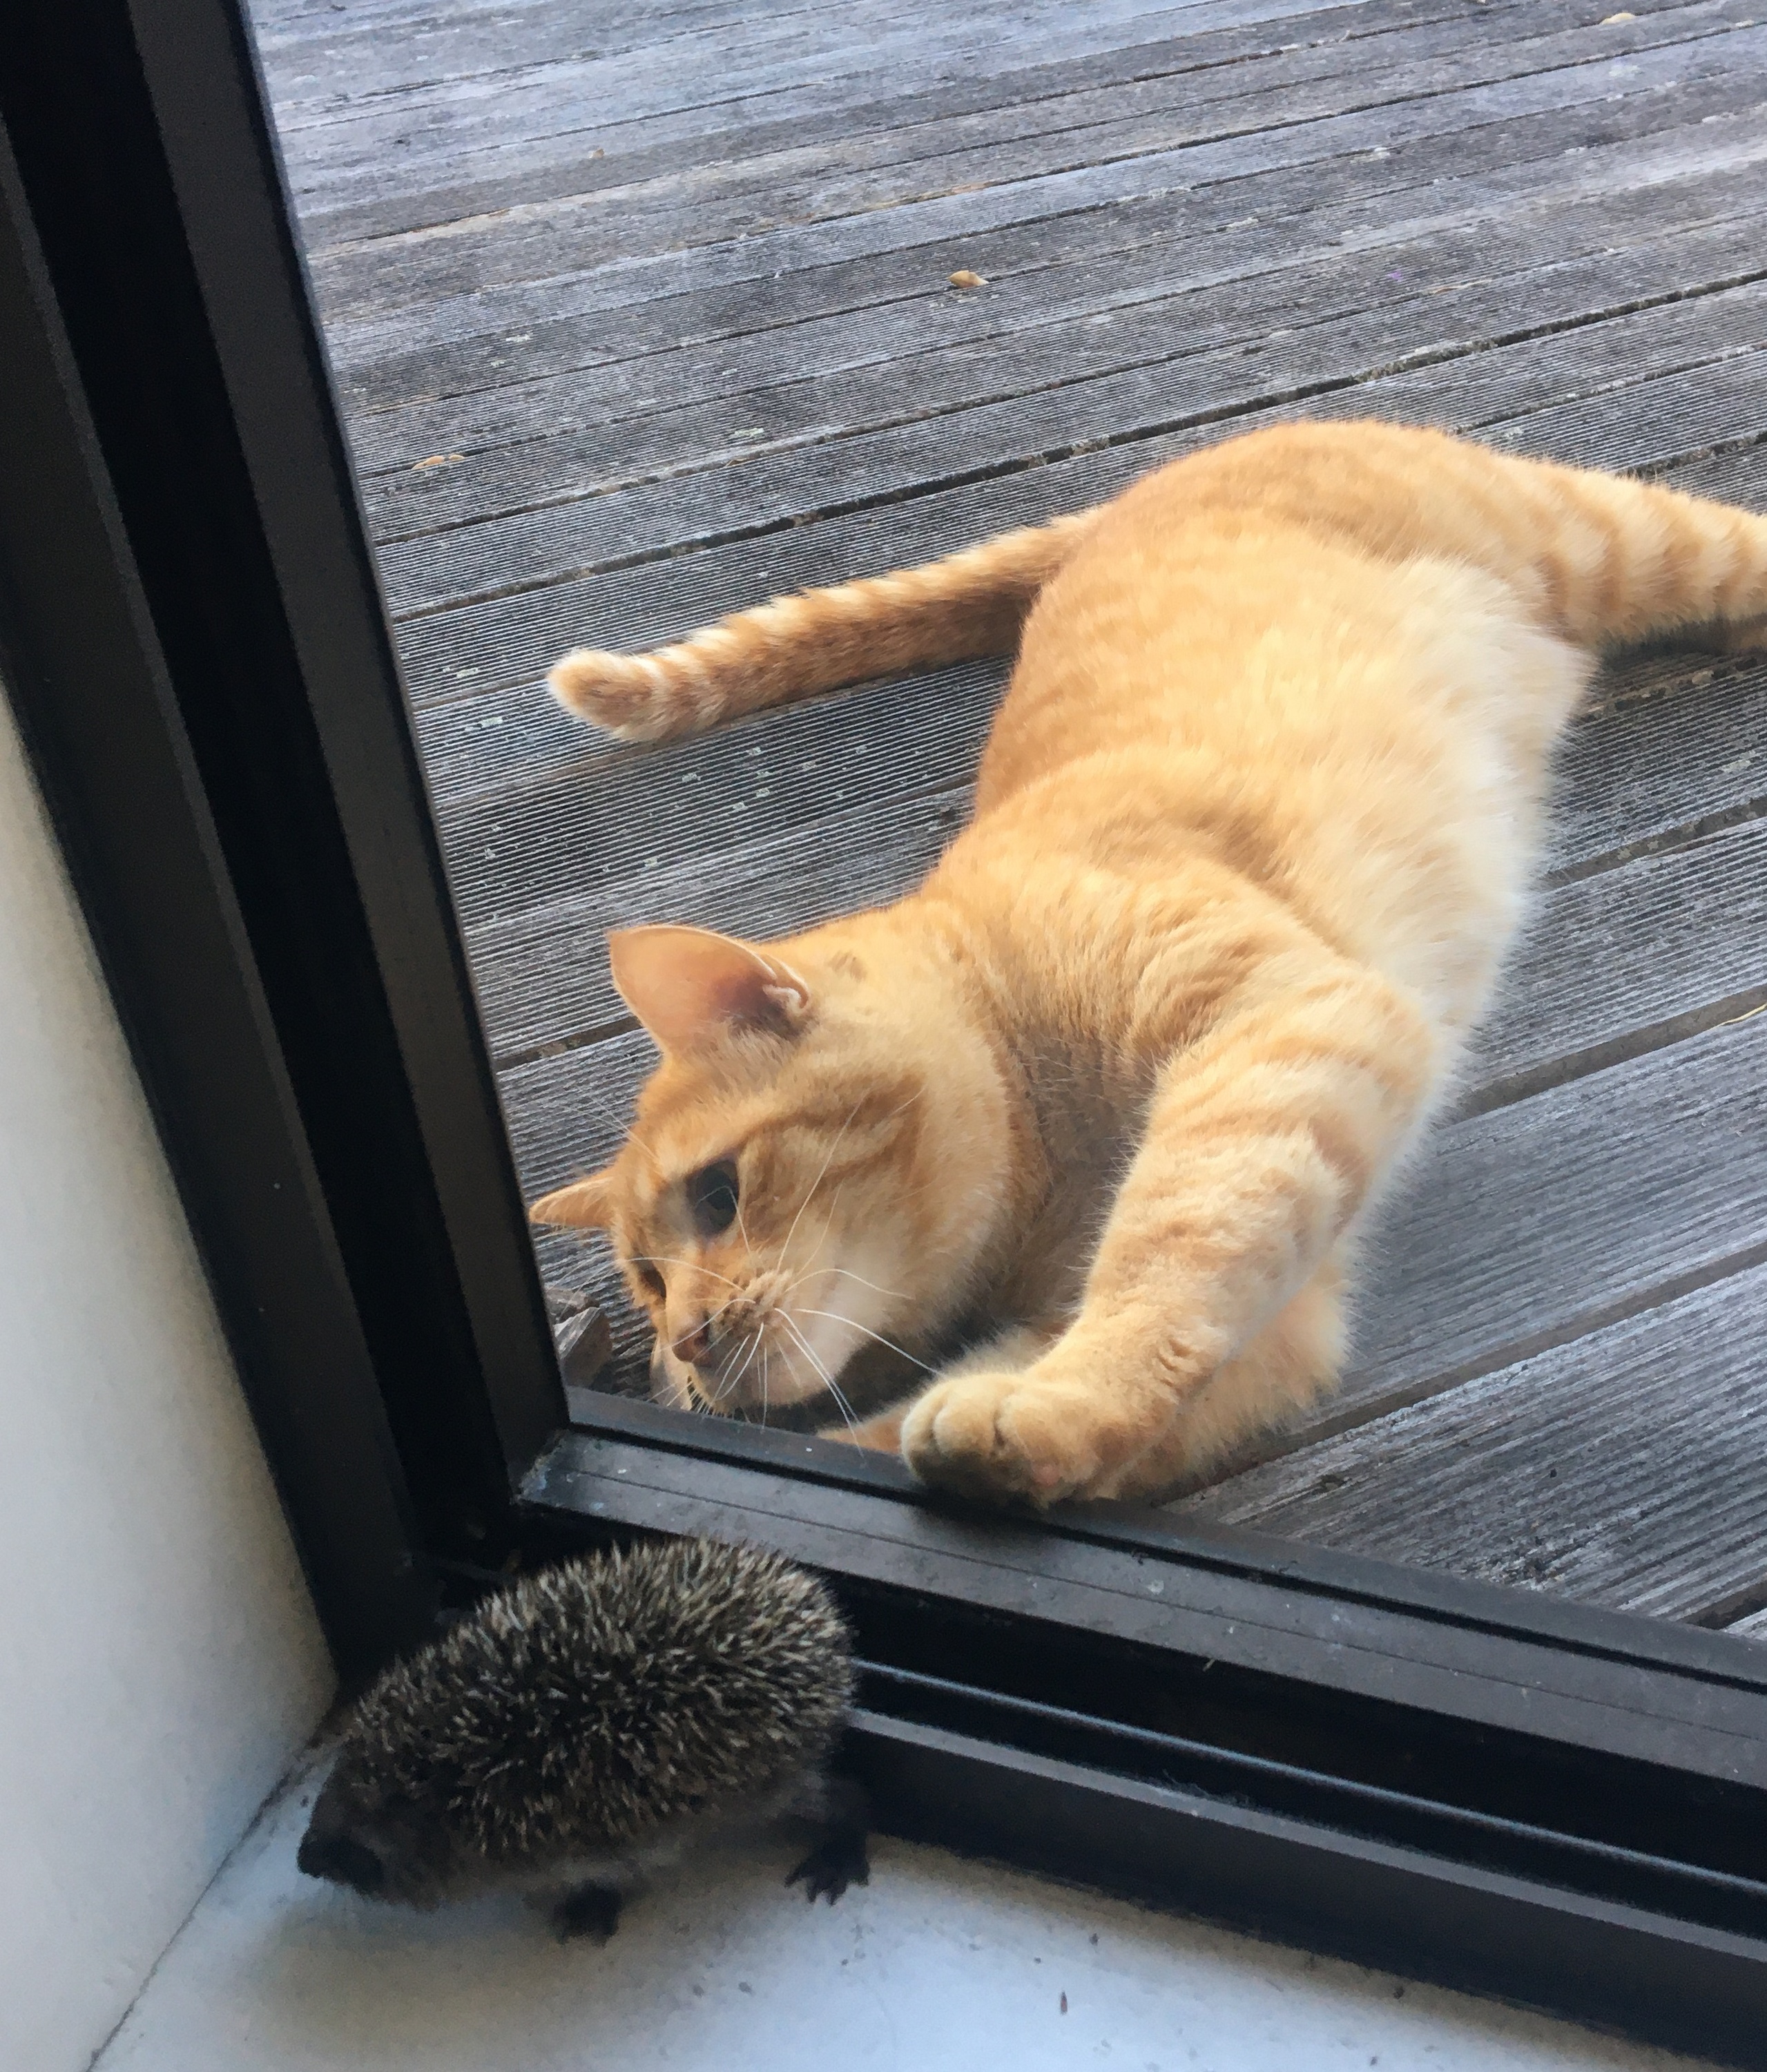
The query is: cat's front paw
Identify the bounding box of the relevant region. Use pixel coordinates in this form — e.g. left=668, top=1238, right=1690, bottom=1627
left=900, top=1368, right=1105, bottom=1505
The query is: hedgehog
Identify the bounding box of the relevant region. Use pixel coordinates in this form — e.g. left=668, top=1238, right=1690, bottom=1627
left=296, top=1535, right=867, bottom=1941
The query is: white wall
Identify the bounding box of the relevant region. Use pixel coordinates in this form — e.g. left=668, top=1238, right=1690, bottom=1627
left=0, top=684, right=335, bottom=2072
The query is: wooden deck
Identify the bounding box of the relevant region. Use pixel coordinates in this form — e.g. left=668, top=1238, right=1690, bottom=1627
left=252, top=0, right=1767, bottom=1639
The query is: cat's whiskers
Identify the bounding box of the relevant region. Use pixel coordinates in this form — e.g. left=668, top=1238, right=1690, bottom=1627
left=778, top=1314, right=861, bottom=1441
left=779, top=1301, right=862, bottom=1434
left=628, top=1254, right=743, bottom=1291
left=711, top=1325, right=763, bottom=1408
left=784, top=1091, right=924, bottom=1278
left=776, top=1099, right=867, bottom=1272
left=773, top=1309, right=830, bottom=1394
left=804, top=1263, right=911, bottom=1305
left=733, top=1197, right=759, bottom=1273
left=733, top=1327, right=766, bottom=1401
left=820, top=1365, right=869, bottom=1444
left=795, top=1307, right=937, bottom=1375
left=796, top=1184, right=847, bottom=1283
left=693, top=1289, right=746, bottom=1341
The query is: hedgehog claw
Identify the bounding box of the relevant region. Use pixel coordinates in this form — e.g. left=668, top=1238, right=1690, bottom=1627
left=787, top=1837, right=871, bottom=1905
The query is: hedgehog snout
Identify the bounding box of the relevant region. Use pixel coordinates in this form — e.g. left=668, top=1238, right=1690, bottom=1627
left=298, top=1769, right=446, bottom=1906
left=298, top=1825, right=388, bottom=1897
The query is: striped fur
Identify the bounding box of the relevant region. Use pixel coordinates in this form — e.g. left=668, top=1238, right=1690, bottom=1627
left=548, top=510, right=1100, bottom=740
left=535, top=423, right=1767, bottom=1506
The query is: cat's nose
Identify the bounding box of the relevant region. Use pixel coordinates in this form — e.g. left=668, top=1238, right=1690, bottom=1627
left=672, top=1316, right=716, bottom=1364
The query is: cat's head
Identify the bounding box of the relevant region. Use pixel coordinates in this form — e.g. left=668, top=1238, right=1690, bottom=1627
left=530, top=923, right=1011, bottom=1412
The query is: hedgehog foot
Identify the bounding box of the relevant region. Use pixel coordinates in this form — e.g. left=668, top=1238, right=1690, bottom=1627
left=552, top=1881, right=624, bottom=1943
left=787, top=1831, right=871, bottom=1905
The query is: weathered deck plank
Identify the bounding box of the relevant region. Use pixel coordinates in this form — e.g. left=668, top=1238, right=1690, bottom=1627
left=299, top=4, right=1755, bottom=318
left=275, top=0, right=1364, bottom=198
left=297, top=0, right=1536, bottom=263
left=344, top=64, right=1767, bottom=484
left=308, top=0, right=1610, bottom=385
left=1172, top=1266, right=1767, bottom=1624
left=371, top=242, right=1767, bottom=611
left=253, top=0, right=1767, bottom=1618
left=320, top=0, right=1710, bottom=387
left=358, top=170, right=1767, bottom=539
left=282, top=0, right=1249, bottom=250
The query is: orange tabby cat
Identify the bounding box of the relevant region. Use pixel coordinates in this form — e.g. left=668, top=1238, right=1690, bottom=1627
left=531, top=421, right=1767, bottom=1506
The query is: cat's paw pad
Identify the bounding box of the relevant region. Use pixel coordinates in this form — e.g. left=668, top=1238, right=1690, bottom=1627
left=900, top=1370, right=1101, bottom=1505
left=548, top=649, right=686, bottom=741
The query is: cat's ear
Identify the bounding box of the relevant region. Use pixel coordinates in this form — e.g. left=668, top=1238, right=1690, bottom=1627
left=529, top=1173, right=615, bottom=1229
left=608, top=925, right=811, bottom=1053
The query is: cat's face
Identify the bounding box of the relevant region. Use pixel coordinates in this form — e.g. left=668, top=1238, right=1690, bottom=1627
left=532, top=925, right=1001, bottom=1414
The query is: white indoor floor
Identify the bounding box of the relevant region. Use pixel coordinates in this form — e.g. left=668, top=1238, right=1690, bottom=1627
left=92, top=1741, right=1719, bottom=2072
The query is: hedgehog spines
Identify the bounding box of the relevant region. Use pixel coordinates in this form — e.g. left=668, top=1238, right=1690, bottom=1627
left=334, top=1536, right=853, bottom=1865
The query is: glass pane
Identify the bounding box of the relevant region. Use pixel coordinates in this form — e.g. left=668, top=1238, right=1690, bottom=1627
left=249, top=0, right=1767, bottom=1645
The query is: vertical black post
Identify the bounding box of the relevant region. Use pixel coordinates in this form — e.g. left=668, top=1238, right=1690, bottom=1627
left=120, top=0, right=570, bottom=1484
left=0, top=0, right=568, bottom=1664
left=0, top=117, right=432, bottom=1676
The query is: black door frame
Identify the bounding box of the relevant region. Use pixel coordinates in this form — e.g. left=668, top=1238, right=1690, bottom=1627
left=1, top=2, right=1764, bottom=2059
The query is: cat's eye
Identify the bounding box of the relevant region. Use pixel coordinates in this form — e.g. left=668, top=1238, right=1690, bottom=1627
left=633, top=1262, right=666, bottom=1301
left=686, top=1159, right=740, bottom=1237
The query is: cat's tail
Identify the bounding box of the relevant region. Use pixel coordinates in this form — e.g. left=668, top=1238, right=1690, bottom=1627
left=548, top=509, right=1101, bottom=742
